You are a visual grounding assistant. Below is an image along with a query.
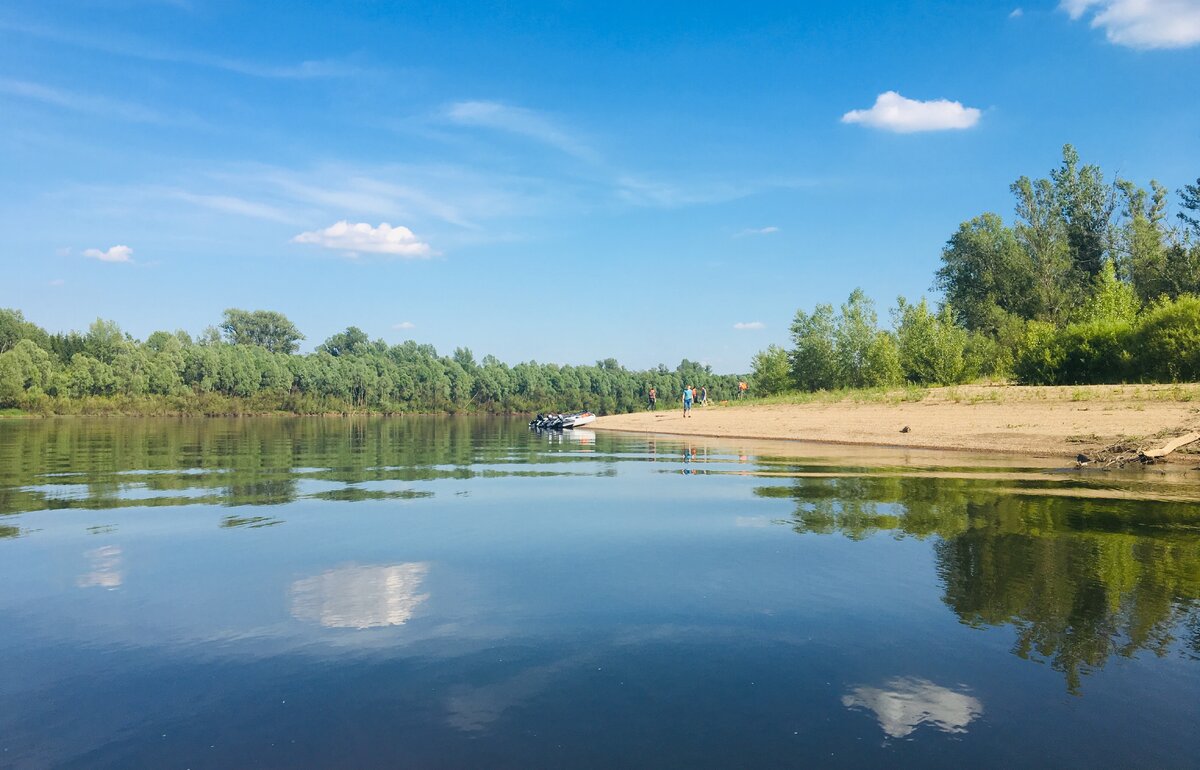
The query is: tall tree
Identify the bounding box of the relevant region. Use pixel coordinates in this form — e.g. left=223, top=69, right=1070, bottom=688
left=935, top=213, right=1034, bottom=332
left=1011, top=175, right=1075, bottom=323
left=220, top=309, right=305, bottom=355
left=1179, top=176, right=1200, bottom=236
left=1049, top=144, right=1114, bottom=281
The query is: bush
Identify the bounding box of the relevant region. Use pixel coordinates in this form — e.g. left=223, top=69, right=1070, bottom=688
left=1133, top=295, right=1200, bottom=382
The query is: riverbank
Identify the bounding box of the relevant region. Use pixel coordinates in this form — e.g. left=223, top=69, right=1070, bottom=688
left=593, top=384, right=1200, bottom=462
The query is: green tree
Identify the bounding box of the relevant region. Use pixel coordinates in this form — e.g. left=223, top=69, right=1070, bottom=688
left=750, top=345, right=791, bottom=395
left=1049, top=144, right=1114, bottom=282
left=1179, top=176, right=1200, bottom=237
left=894, top=297, right=974, bottom=385
left=836, top=289, right=899, bottom=388
left=220, top=309, right=305, bottom=354
left=319, top=327, right=370, bottom=357
left=1011, top=175, right=1075, bottom=322
left=789, top=303, right=837, bottom=391
left=0, top=309, right=51, bottom=354
left=935, top=213, right=1034, bottom=332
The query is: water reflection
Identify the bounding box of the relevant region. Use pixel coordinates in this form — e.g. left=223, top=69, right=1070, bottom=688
left=290, top=563, right=431, bottom=629
left=842, top=677, right=983, bottom=738
left=77, top=545, right=122, bottom=589
left=758, top=474, right=1200, bottom=692
left=0, top=417, right=617, bottom=515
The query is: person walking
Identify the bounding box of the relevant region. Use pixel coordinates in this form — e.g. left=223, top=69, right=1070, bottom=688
left=648, top=386, right=657, bottom=410
left=700, top=385, right=707, bottom=406
left=682, top=384, right=693, bottom=417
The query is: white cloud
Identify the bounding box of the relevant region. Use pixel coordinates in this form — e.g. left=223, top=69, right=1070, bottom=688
left=49, top=278, right=65, bottom=287
left=736, top=226, right=780, bottom=237
left=445, top=101, right=596, bottom=161
left=842, top=91, right=982, bottom=133
left=83, top=245, right=134, bottom=263
left=392, top=321, right=416, bottom=330
left=1010, top=7, right=1024, bottom=17
left=291, top=221, right=433, bottom=258
left=733, top=321, right=766, bottom=330
left=1062, top=0, right=1200, bottom=48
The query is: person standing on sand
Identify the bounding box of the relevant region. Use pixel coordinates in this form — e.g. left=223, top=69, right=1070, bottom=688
left=700, top=385, right=707, bottom=406
left=648, top=386, right=657, bottom=410
left=682, top=385, right=693, bottom=417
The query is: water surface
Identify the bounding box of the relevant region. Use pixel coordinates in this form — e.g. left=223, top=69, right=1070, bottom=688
left=1, top=417, right=1198, bottom=768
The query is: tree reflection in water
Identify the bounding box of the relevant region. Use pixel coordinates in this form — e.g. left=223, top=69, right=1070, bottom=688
left=756, top=475, right=1200, bottom=692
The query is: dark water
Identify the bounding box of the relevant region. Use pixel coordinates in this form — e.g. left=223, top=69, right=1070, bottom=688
left=1, top=417, right=1198, bottom=768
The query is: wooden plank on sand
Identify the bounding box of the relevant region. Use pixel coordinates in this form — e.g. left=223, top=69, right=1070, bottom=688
left=1141, top=432, right=1200, bottom=459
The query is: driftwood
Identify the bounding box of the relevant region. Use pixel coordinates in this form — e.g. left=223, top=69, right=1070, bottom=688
left=1078, top=432, right=1200, bottom=468
left=1139, top=432, right=1200, bottom=459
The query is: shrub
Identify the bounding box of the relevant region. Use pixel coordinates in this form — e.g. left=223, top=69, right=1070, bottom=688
left=1133, top=294, right=1200, bottom=382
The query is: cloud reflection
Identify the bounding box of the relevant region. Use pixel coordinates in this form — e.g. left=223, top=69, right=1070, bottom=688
left=290, top=563, right=430, bottom=629
left=842, top=677, right=982, bottom=738
left=77, top=545, right=122, bottom=589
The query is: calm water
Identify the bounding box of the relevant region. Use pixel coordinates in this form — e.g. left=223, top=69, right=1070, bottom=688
left=1, top=417, right=1198, bottom=768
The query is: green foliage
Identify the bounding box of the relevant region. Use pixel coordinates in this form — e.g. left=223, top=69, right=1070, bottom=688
left=0, top=309, right=746, bottom=415
left=935, top=213, right=1034, bottom=331
left=750, top=345, right=790, bottom=396
left=1014, top=294, right=1200, bottom=385
left=220, top=309, right=305, bottom=354
left=789, top=303, right=837, bottom=391
left=894, top=298, right=975, bottom=385
left=1073, top=262, right=1140, bottom=325
left=0, top=309, right=51, bottom=354
left=782, top=289, right=901, bottom=392
left=1133, top=295, right=1200, bottom=383
left=1180, top=176, right=1200, bottom=236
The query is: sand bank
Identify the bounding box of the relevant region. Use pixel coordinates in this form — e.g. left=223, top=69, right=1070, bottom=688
left=593, top=384, right=1200, bottom=462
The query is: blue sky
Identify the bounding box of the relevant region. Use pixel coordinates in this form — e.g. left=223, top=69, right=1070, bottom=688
left=2, top=0, right=1198, bottom=372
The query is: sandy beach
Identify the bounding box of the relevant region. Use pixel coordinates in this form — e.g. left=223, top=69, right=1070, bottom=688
left=593, top=384, right=1200, bottom=461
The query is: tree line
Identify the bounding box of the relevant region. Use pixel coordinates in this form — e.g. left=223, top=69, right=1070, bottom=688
left=752, top=145, right=1200, bottom=393
left=0, top=308, right=740, bottom=414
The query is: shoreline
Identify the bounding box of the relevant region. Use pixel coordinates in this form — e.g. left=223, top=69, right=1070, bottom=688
left=592, top=384, right=1200, bottom=465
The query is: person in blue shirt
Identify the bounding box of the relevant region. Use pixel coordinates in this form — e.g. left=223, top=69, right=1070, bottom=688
left=682, top=385, right=693, bottom=417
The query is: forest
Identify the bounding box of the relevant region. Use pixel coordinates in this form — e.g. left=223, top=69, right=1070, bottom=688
left=0, top=306, right=739, bottom=415
left=752, top=146, right=1200, bottom=394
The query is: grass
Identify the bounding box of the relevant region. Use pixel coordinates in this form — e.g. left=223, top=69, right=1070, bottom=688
left=721, top=385, right=929, bottom=407
left=726, top=381, right=1200, bottom=409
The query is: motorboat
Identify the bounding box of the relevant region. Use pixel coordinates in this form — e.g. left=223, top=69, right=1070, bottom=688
left=529, top=411, right=596, bottom=430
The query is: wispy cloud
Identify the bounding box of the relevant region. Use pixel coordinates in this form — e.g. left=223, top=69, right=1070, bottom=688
left=1061, top=0, right=1200, bottom=48
left=166, top=190, right=300, bottom=223
left=736, top=226, right=780, bottom=237
left=445, top=101, right=597, bottom=161
left=392, top=321, right=416, bottom=330
left=84, top=245, right=134, bottom=263
left=842, top=91, right=982, bottom=133
left=292, top=221, right=433, bottom=258
left=0, top=78, right=168, bottom=123
left=1009, top=7, right=1025, bottom=18
left=733, top=321, right=765, bottom=330
left=0, top=17, right=365, bottom=78
left=48, top=278, right=65, bottom=287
